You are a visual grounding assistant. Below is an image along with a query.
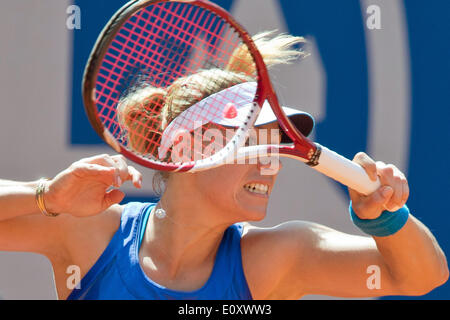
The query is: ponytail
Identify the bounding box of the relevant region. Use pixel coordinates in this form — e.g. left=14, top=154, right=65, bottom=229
left=226, top=30, right=307, bottom=75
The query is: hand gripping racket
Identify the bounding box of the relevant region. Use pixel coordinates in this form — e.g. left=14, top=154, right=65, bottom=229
left=83, top=0, right=380, bottom=195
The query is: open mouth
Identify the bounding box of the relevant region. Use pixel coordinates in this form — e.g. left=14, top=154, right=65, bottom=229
left=243, top=183, right=269, bottom=196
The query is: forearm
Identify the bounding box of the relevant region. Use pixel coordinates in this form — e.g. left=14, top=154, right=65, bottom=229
left=0, top=179, right=42, bottom=221
left=374, top=214, right=449, bottom=294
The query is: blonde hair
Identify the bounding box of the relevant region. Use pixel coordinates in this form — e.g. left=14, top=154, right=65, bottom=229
left=117, top=31, right=306, bottom=195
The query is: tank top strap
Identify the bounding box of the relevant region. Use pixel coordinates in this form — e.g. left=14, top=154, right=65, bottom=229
left=67, top=202, right=151, bottom=300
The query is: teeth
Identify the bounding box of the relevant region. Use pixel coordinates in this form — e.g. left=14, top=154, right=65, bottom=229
left=244, top=183, right=269, bottom=195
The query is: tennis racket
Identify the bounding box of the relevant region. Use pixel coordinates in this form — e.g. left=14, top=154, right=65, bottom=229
left=83, top=0, right=380, bottom=195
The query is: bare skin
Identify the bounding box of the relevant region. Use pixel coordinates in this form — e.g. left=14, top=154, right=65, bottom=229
left=0, top=123, right=447, bottom=299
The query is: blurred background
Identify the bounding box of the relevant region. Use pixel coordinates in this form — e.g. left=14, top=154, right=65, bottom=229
left=0, top=0, right=448, bottom=299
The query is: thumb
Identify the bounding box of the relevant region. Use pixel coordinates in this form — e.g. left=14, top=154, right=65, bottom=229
left=379, top=186, right=394, bottom=205
left=103, top=189, right=125, bottom=209
left=365, top=186, right=393, bottom=211
left=352, top=186, right=394, bottom=220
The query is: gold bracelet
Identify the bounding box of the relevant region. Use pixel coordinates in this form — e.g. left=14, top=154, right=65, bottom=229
left=35, top=178, right=59, bottom=217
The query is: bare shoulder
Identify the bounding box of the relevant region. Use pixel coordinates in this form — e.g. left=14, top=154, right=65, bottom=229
left=51, top=204, right=124, bottom=299
left=57, top=204, right=124, bottom=263
left=240, top=220, right=330, bottom=299
left=241, top=220, right=329, bottom=254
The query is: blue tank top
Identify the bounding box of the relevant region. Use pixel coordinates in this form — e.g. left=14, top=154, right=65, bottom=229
left=67, top=202, right=253, bottom=300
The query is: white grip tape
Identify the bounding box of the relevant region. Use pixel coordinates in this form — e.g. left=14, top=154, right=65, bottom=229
left=313, top=145, right=381, bottom=195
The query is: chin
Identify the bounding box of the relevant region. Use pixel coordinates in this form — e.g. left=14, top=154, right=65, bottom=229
left=216, top=188, right=269, bottom=223
left=246, top=210, right=267, bottom=222
left=235, top=196, right=269, bottom=222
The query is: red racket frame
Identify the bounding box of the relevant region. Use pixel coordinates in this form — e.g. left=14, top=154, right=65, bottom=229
left=82, top=0, right=318, bottom=172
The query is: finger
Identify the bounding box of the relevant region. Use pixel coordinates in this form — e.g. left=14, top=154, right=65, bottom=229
left=375, top=161, right=387, bottom=174
left=401, top=178, right=410, bottom=204
left=353, top=186, right=393, bottom=219
left=365, top=186, right=391, bottom=207
left=110, top=155, right=143, bottom=188
left=80, top=154, right=117, bottom=166
left=102, top=189, right=125, bottom=209
left=376, top=186, right=394, bottom=206
left=110, top=155, right=131, bottom=184
left=80, top=154, right=122, bottom=182
left=72, top=163, right=119, bottom=187
left=373, top=186, right=394, bottom=216
left=84, top=154, right=131, bottom=187
left=127, top=165, right=143, bottom=188
left=395, top=170, right=409, bottom=205
left=376, top=162, right=393, bottom=186
left=384, top=177, right=403, bottom=211
left=379, top=165, right=404, bottom=211
left=354, top=152, right=378, bottom=181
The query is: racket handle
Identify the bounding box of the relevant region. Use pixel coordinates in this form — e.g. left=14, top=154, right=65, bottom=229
left=313, top=144, right=381, bottom=196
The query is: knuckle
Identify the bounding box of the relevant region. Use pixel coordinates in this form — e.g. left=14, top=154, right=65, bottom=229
left=93, top=153, right=110, bottom=162
left=385, top=206, right=396, bottom=212
left=355, top=152, right=366, bottom=159
left=403, top=185, right=410, bottom=195
left=394, top=196, right=403, bottom=205
left=69, top=161, right=80, bottom=169
left=383, top=166, right=394, bottom=175
left=71, top=163, right=94, bottom=176
left=74, top=162, right=89, bottom=170
left=68, top=165, right=80, bottom=175
left=101, top=154, right=114, bottom=163
left=113, top=155, right=128, bottom=167
left=375, top=161, right=386, bottom=171
left=405, top=182, right=410, bottom=191
left=387, top=164, right=397, bottom=171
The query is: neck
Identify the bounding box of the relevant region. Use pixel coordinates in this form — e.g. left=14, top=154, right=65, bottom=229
left=140, top=183, right=230, bottom=279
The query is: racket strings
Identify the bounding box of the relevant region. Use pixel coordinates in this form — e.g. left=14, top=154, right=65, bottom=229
left=96, top=1, right=258, bottom=164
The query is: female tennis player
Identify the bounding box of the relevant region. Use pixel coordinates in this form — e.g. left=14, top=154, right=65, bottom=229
left=0, top=32, right=447, bottom=300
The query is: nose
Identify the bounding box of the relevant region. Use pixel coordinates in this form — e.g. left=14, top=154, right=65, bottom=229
left=257, top=155, right=282, bottom=176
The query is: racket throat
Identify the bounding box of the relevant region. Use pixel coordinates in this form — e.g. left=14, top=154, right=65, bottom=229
left=305, top=143, right=322, bottom=167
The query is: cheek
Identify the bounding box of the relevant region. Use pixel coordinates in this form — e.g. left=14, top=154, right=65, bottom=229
left=194, top=166, right=247, bottom=202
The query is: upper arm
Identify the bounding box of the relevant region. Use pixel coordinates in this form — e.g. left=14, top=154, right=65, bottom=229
left=0, top=205, right=122, bottom=262
left=0, top=213, right=70, bottom=257
left=242, top=221, right=403, bottom=299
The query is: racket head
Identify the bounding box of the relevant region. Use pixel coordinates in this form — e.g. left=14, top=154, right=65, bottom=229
left=82, top=0, right=276, bottom=172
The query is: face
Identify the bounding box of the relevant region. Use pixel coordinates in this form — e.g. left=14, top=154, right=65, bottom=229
left=188, top=122, right=282, bottom=223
